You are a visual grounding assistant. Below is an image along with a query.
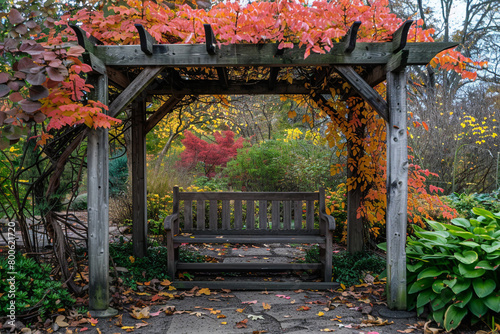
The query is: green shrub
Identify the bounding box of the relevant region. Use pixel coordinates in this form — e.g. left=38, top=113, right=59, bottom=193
left=109, top=153, right=128, bottom=197
left=405, top=208, right=500, bottom=332
left=303, top=247, right=386, bottom=286
left=70, top=193, right=87, bottom=211
left=0, top=255, right=75, bottom=319
left=225, top=139, right=335, bottom=192
left=447, top=191, right=500, bottom=218
left=109, top=240, right=206, bottom=288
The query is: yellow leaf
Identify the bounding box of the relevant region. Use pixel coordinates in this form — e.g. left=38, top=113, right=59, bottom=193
left=221, top=322, right=227, bottom=325
left=198, top=288, right=211, bottom=295
left=262, top=302, right=271, bottom=310
left=129, top=256, right=135, bottom=263
left=317, top=312, right=325, bottom=317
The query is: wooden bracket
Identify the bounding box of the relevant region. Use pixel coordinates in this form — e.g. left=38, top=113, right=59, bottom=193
left=69, top=25, right=103, bottom=54
left=135, top=24, right=157, bottom=55
left=334, top=65, right=389, bottom=122
left=341, top=21, right=361, bottom=53
left=204, top=24, right=217, bottom=55
left=392, top=20, right=413, bottom=53
left=268, top=45, right=285, bottom=90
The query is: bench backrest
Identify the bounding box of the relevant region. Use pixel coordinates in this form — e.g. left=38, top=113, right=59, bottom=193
left=172, top=187, right=326, bottom=234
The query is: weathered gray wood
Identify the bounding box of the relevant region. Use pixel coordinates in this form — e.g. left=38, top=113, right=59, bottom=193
left=203, top=24, right=217, bottom=55
left=87, top=74, right=111, bottom=313
left=172, top=281, right=339, bottom=291
left=69, top=25, right=103, bottom=54
left=150, top=80, right=333, bottom=96
left=172, top=235, right=326, bottom=244
left=283, top=201, right=291, bottom=230
left=234, top=200, right=243, bottom=230
left=222, top=200, right=230, bottom=229
left=95, top=42, right=458, bottom=67
left=177, top=263, right=322, bottom=271
left=386, top=70, right=409, bottom=310
left=334, top=65, right=389, bottom=122
left=216, top=67, right=229, bottom=89
left=178, top=192, right=319, bottom=201
left=131, top=98, right=148, bottom=258
left=108, top=66, right=164, bottom=118
left=135, top=24, right=157, bottom=55
left=306, top=200, right=314, bottom=231
left=209, top=200, right=218, bottom=230
left=391, top=20, right=413, bottom=53
left=246, top=200, right=255, bottom=230
left=145, top=95, right=185, bottom=133
left=259, top=200, right=267, bottom=229
left=294, top=201, right=302, bottom=230
left=197, top=200, right=205, bottom=230
left=272, top=201, right=280, bottom=230
left=340, top=21, right=361, bottom=53
left=184, top=200, right=193, bottom=230
left=107, top=67, right=130, bottom=89
left=82, top=53, right=106, bottom=75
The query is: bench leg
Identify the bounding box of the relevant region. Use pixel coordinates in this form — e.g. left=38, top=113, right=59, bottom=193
left=323, top=231, right=333, bottom=282
left=166, top=230, right=176, bottom=279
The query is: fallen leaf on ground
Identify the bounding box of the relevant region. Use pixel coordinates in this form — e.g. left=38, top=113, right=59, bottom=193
left=276, top=294, right=290, bottom=299
left=423, top=321, right=442, bottom=334
left=55, top=316, right=69, bottom=328
left=135, top=322, right=148, bottom=329
left=248, top=314, right=264, bottom=320
left=317, top=312, right=325, bottom=317
left=217, top=314, right=226, bottom=319
left=236, top=319, right=248, bottom=328
left=296, top=306, right=311, bottom=311
left=242, top=300, right=258, bottom=304
left=160, top=279, right=171, bottom=286
left=150, top=310, right=162, bottom=317
left=121, top=326, right=135, bottom=332
left=130, top=306, right=150, bottom=320
left=397, top=329, right=415, bottom=333
left=320, top=329, right=335, bottom=332
left=262, top=302, right=271, bottom=310
left=161, top=305, right=176, bottom=315
left=198, top=288, right=211, bottom=295
left=362, top=315, right=393, bottom=326
left=114, top=314, right=123, bottom=327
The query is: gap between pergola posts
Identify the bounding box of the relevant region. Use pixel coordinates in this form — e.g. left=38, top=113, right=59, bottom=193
left=70, top=21, right=456, bottom=316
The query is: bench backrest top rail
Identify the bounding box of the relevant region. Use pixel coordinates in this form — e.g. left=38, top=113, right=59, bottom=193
left=177, top=191, right=319, bottom=201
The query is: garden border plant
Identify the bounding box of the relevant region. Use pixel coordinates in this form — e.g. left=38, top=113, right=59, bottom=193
left=402, top=208, right=500, bottom=331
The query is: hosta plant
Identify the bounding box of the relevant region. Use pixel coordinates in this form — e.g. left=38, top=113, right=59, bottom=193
left=406, top=208, right=500, bottom=331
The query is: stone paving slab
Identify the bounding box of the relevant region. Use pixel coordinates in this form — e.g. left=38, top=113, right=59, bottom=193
left=223, top=256, right=291, bottom=263
left=230, top=247, right=273, bottom=256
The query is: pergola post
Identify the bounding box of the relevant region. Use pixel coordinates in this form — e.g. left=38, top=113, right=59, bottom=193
left=386, top=69, right=409, bottom=310
left=87, top=74, right=117, bottom=317
left=132, top=97, right=148, bottom=258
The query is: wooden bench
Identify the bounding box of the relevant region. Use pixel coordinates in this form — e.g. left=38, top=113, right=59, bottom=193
left=164, top=186, right=336, bottom=288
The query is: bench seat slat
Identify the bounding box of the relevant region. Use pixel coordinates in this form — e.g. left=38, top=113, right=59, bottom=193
left=173, top=234, right=325, bottom=244
left=177, top=263, right=323, bottom=271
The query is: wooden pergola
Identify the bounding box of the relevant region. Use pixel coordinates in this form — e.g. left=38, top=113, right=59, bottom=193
left=71, top=21, right=456, bottom=316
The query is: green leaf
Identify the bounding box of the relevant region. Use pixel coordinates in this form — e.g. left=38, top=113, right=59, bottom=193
left=417, top=267, right=449, bottom=280
left=483, top=292, right=500, bottom=313
left=458, top=263, right=486, bottom=278
left=377, top=242, right=387, bottom=252
left=408, top=278, right=435, bottom=294
left=417, top=289, right=438, bottom=308
left=454, top=289, right=472, bottom=308
left=444, top=305, right=468, bottom=332
left=469, top=298, right=488, bottom=318
left=459, top=241, right=481, bottom=248
left=453, top=251, right=478, bottom=264
left=432, top=307, right=446, bottom=327
left=443, top=277, right=457, bottom=289
left=432, top=280, right=447, bottom=293
left=448, top=230, right=475, bottom=239
left=451, top=218, right=471, bottom=228
left=474, top=260, right=497, bottom=270
left=431, top=288, right=455, bottom=311
left=472, top=278, right=496, bottom=298
left=450, top=278, right=470, bottom=294
left=427, top=221, right=447, bottom=231
left=472, top=207, right=496, bottom=220
left=407, top=261, right=424, bottom=273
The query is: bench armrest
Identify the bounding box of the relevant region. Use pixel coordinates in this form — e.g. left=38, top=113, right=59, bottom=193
left=164, top=213, right=179, bottom=231
left=320, top=212, right=336, bottom=231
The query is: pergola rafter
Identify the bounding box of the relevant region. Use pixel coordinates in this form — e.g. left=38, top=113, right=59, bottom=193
left=73, top=20, right=457, bottom=316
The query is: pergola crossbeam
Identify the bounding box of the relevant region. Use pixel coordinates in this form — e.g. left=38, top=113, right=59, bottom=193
left=108, top=66, right=165, bottom=118
left=334, top=65, right=389, bottom=122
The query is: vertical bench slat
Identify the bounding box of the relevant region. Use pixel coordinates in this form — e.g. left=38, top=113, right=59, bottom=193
left=272, top=201, right=280, bottom=230
left=209, top=200, right=218, bottom=230
left=259, top=200, right=267, bottom=229
left=306, top=200, right=314, bottom=231
left=184, top=200, right=193, bottom=230
left=294, top=200, right=302, bottom=230
left=197, top=200, right=205, bottom=230
left=283, top=201, right=291, bottom=230
left=246, top=200, right=255, bottom=230
left=222, top=200, right=230, bottom=229
left=234, top=200, right=243, bottom=229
